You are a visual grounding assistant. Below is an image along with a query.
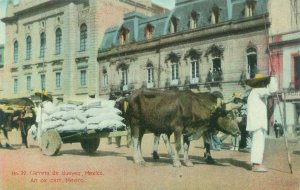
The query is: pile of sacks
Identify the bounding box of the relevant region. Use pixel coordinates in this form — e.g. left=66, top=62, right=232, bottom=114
left=39, top=99, right=125, bottom=133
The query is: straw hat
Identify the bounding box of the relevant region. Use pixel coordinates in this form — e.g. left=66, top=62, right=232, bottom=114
left=245, top=74, right=270, bottom=88
left=232, top=92, right=242, bottom=98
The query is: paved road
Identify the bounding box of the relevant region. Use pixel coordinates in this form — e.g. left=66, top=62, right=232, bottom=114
left=0, top=131, right=299, bottom=190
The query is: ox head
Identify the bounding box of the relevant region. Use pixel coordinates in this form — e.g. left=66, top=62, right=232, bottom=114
left=210, top=107, right=240, bottom=137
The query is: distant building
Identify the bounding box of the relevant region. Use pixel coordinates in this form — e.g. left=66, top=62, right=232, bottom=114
left=0, top=0, right=164, bottom=101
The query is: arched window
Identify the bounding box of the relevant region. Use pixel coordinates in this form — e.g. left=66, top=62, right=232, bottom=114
left=55, top=28, right=62, bottom=54
left=212, top=57, right=222, bottom=82
left=80, top=23, right=87, bottom=51
left=146, top=63, right=154, bottom=88
left=145, top=24, right=154, bottom=40
left=14, top=41, right=18, bottom=63
left=26, top=36, right=32, bottom=60
left=247, top=47, right=257, bottom=79
left=119, top=26, right=129, bottom=45
left=189, top=11, right=198, bottom=29
left=40, top=32, right=46, bottom=57
left=169, top=16, right=178, bottom=33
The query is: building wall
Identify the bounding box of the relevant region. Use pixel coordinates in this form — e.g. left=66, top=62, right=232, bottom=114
left=268, top=0, right=300, bottom=35
left=98, top=28, right=269, bottom=102
left=1, top=0, right=159, bottom=101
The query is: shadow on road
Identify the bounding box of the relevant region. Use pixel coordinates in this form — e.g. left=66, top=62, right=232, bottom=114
left=59, top=149, right=125, bottom=157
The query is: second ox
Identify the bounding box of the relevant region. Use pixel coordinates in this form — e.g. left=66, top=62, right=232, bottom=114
left=125, top=89, right=240, bottom=167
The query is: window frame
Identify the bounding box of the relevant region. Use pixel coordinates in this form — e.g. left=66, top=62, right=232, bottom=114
left=246, top=48, right=257, bottom=79
left=171, top=62, right=179, bottom=85
left=40, top=74, right=46, bottom=90
left=121, top=67, right=128, bottom=90
left=40, top=32, right=46, bottom=57
left=80, top=70, right=87, bottom=86
left=26, top=36, right=32, bottom=60
left=26, top=76, right=31, bottom=92
left=146, top=65, right=154, bottom=88
left=14, top=41, right=18, bottom=64
left=190, top=59, right=199, bottom=84
left=55, top=28, right=62, bottom=55
left=80, top=23, right=87, bottom=51
left=13, top=78, right=18, bottom=94
left=55, top=72, right=61, bottom=88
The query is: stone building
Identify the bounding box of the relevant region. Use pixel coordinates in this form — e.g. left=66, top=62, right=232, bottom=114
left=97, top=0, right=300, bottom=134
left=0, top=0, right=164, bottom=101
left=98, top=0, right=270, bottom=101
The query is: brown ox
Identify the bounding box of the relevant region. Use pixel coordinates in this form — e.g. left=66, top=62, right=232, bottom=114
left=126, top=89, right=240, bottom=167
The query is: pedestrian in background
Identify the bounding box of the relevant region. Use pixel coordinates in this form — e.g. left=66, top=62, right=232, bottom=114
left=246, top=74, right=278, bottom=172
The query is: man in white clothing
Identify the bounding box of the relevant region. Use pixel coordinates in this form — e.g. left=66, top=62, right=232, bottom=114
left=246, top=74, right=278, bottom=172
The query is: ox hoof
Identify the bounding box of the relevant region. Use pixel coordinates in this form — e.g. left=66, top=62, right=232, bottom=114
left=204, top=155, right=216, bottom=164
left=173, top=160, right=182, bottom=168
left=183, top=160, right=194, bottom=167
left=152, top=151, right=160, bottom=160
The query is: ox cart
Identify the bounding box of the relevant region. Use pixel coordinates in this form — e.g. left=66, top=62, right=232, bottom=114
left=31, top=92, right=129, bottom=156
left=40, top=127, right=129, bottom=156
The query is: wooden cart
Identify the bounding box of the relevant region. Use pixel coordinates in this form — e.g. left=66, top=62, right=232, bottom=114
left=40, top=127, right=129, bottom=156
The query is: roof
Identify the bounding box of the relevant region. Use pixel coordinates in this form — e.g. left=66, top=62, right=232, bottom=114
left=100, top=0, right=267, bottom=51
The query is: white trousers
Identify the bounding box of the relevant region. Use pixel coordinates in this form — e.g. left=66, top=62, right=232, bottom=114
left=250, top=128, right=266, bottom=164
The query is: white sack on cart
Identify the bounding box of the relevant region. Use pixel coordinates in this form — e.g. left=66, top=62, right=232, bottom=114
left=49, top=111, right=66, bottom=120
left=57, top=123, right=86, bottom=132
left=84, top=108, right=105, bottom=117
left=86, top=116, right=102, bottom=124
left=98, top=120, right=125, bottom=129
left=62, top=110, right=82, bottom=121
left=65, top=119, right=81, bottom=125
left=60, top=104, right=77, bottom=111
left=42, top=120, right=65, bottom=130
left=82, top=101, right=102, bottom=110
left=100, top=100, right=116, bottom=108
left=76, top=113, right=87, bottom=123
left=42, top=101, right=56, bottom=115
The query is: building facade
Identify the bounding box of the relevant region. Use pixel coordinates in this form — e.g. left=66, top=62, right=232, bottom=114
left=98, top=0, right=270, bottom=101
left=98, top=0, right=300, bottom=134
left=0, top=0, right=164, bottom=101
left=270, top=30, right=300, bottom=134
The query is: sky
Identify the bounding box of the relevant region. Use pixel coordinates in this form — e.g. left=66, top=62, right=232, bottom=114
left=0, top=0, right=175, bottom=44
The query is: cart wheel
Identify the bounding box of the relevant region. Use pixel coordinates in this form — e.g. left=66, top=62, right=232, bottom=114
left=40, top=129, right=62, bottom=156
left=81, top=138, right=100, bottom=154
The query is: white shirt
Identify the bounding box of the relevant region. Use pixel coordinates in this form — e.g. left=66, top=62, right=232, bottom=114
left=246, top=77, right=278, bottom=131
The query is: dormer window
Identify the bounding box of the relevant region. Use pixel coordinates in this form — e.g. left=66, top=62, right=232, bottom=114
left=189, top=11, right=198, bottom=29
left=145, top=24, right=154, bottom=40
left=169, top=16, right=178, bottom=33
left=245, top=0, right=256, bottom=17
left=211, top=5, right=220, bottom=24
left=119, top=26, right=130, bottom=45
